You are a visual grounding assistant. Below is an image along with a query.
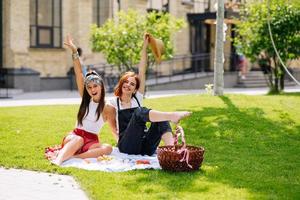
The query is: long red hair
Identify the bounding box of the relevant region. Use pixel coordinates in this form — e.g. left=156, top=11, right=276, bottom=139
left=114, top=71, right=140, bottom=97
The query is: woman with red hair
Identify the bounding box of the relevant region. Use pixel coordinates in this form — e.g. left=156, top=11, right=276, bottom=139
left=109, top=34, right=190, bottom=156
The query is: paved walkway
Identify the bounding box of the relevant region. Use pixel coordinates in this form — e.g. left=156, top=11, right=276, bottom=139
left=0, top=168, right=88, bottom=200
left=1, top=86, right=300, bottom=107
left=0, top=86, right=299, bottom=200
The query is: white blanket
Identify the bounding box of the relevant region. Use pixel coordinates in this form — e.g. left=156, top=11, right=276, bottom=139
left=60, top=148, right=161, bottom=172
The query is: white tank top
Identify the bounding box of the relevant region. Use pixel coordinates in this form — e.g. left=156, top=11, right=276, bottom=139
left=76, top=100, right=105, bottom=134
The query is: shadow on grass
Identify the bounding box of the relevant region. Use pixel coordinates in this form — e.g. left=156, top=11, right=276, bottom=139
left=119, top=96, right=300, bottom=199
left=267, top=92, right=300, bottom=97
left=280, top=92, right=300, bottom=96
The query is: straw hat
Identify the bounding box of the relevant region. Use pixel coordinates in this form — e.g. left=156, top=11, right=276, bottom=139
left=147, top=34, right=165, bottom=64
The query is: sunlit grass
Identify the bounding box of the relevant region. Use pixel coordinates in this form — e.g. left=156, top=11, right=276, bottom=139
left=0, top=93, right=299, bottom=199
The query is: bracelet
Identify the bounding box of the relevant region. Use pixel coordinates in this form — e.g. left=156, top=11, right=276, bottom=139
left=72, top=51, right=80, bottom=60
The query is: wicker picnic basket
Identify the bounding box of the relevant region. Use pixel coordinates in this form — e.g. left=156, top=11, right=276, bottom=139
left=157, top=126, right=205, bottom=172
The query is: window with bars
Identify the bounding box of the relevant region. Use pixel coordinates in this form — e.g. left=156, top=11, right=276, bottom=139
left=30, top=0, right=62, bottom=48
left=93, top=0, right=110, bottom=27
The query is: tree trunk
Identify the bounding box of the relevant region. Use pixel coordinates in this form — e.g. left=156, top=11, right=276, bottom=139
left=273, top=57, right=279, bottom=94
left=279, top=64, right=285, bottom=91
left=213, top=0, right=224, bottom=96
left=268, top=69, right=274, bottom=88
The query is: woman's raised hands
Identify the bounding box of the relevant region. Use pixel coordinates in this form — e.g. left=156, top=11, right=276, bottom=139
left=64, top=34, right=77, bottom=53
left=143, top=33, right=150, bottom=47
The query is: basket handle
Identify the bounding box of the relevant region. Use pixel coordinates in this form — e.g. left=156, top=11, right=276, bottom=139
left=174, top=126, right=193, bottom=168
left=174, top=125, right=186, bottom=148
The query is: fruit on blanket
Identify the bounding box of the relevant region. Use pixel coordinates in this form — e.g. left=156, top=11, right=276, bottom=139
left=97, top=155, right=113, bottom=161
left=136, top=160, right=150, bottom=165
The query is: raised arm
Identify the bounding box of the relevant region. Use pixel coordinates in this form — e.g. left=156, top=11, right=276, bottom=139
left=137, top=34, right=149, bottom=95
left=64, top=35, right=85, bottom=97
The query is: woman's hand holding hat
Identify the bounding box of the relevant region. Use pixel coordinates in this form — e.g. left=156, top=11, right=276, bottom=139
left=146, top=33, right=165, bottom=64
left=143, top=33, right=150, bottom=46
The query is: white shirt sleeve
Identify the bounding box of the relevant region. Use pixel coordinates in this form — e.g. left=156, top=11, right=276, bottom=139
left=135, top=92, right=143, bottom=106
left=108, top=97, right=118, bottom=109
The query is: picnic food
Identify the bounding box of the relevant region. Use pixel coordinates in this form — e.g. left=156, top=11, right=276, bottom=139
left=136, top=160, right=150, bottom=165
left=97, top=155, right=113, bottom=161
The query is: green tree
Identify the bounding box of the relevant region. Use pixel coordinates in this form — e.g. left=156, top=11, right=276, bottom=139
left=234, top=0, right=300, bottom=93
left=90, top=10, right=186, bottom=72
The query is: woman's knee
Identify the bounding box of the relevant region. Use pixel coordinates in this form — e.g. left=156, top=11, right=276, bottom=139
left=102, top=144, right=113, bottom=154
left=153, top=121, right=172, bottom=134
left=133, top=107, right=150, bottom=122
left=71, top=135, right=84, bottom=146
left=63, top=134, right=83, bottom=145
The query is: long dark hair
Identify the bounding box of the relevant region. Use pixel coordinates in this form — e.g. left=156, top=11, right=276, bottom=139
left=77, top=71, right=105, bottom=126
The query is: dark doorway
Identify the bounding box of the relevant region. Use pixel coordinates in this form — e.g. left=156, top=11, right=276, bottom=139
left=189, top=21, right=211, bottom=72
left=229, top=24, right=239, bottom=71
left=188, top=13, right=214, bottom=73
left=188, top=12, right=240, bottom=73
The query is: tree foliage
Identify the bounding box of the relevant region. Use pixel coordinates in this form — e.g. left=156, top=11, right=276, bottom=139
left=234, top=0, right=300, bottom=93
left=90, top=10, right=186, bottom=71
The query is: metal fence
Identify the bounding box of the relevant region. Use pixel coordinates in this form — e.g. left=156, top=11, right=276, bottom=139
left=85, top=53, right=239, bottom=92
left=0, top=69, right=9, bottom=98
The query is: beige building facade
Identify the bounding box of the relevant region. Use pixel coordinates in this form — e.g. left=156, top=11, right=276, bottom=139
left=3, top=0, right=112, bottom=77
left=2, top=0, right=188, bottom=77
left=1, top=0, right=246, bottom=91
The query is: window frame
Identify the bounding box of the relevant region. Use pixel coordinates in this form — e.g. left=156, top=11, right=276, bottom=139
left=147, top=0, right=169, bottom=13
left=30, top=0, right=62, bottom=48
left=93, top=0, right=110, bottom=27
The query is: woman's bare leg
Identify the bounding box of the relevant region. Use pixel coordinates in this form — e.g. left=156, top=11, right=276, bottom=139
left=73, top=143, right=113, bottom=159
left=161, top=132, right=174, bottom=145
left=149, top=110, right=191, bottom=124
left=52, top=135, right=84, bottom=165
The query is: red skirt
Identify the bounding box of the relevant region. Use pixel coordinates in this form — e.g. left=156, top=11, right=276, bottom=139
left=63, top=128, right=99, bottom=154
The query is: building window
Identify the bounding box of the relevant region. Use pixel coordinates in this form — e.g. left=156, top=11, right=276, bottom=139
left=93, top=0, right=110, bottom=27
left=30, top=0, right=62, bottom=48
left=147, top=0, right=169, bottom=13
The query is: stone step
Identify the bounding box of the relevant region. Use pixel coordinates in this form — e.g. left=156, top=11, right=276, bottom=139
left=243, top=73, right=265, bottom=78
left=245, top=71, right=265, bottom=75
left=238, top=79, right=268, bottom=84
left=236, top=83, right=268, bottom=88
left=239, top=76, right=266, bottom=81
left=283, top=81, right=297, bottom=86
left=236, top=80, right=296, bottom=88
left=0, top=88, right=24, bottom=98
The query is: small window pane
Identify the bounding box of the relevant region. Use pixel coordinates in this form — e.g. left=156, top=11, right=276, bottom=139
left=99, top=0, right=110, bottom=26
left=30, top=26, right=37, bottom=46
left=93, top=0, right=110, bottom=26
left=92, top=0, right=98, bottom=24
left=30, top=0, right=36, bottom=25
left=147, top=0, right=162, bottom=10
left=39, top=29, right=51, bottom=45
left=53, top=0, right=61, bottom=26
left=38, top=0, right=52, bottom=26
left=54, top=28, right=61, bottom=47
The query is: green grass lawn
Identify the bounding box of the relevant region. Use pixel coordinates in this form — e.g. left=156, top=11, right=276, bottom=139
left=0, top=94, right=300, bottom=200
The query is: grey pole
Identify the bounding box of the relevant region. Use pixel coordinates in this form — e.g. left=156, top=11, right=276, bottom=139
left=213, top=0, right=224, bottom=96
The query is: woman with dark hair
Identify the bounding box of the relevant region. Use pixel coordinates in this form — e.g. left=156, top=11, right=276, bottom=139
left=49, top=35, right=117, bottom=165
left=109, top=34, right=191, bottom=156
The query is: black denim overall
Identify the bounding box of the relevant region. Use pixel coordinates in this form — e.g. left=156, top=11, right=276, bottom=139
left=117, top=95, right=172, bottom=155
